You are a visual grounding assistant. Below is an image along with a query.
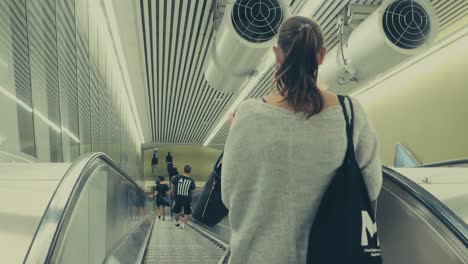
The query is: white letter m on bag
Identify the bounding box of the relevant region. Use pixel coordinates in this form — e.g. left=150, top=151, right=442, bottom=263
left=361, top=211, right=380, bottom=247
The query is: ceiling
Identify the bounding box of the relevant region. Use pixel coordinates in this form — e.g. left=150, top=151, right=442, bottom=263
left=113, top=0, right=467, bottom=146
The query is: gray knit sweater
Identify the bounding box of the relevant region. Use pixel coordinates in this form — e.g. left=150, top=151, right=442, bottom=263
left=221, top=97, right=382, bottom=264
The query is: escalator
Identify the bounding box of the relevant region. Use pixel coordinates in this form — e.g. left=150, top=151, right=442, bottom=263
left=0, top=152, right=225, bottom=264
left=0, top=153, right=466, bottom=263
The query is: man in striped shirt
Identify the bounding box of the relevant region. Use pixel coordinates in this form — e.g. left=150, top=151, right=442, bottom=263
left=171, top=165, right=196, bottom=229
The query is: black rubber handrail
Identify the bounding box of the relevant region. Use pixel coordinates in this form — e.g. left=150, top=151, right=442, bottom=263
left=417, top=158, right=468, bottom=168
left=383, top=166, right=467, bottom=247
left=24, top=152, right=149, bottom=263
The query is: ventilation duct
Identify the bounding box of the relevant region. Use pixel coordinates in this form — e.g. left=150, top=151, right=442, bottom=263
left=205, top=0, right=289, bottom=93
left=319, top=0, right=439, bottom=94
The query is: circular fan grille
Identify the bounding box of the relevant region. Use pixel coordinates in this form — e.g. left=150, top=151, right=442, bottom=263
left=231, top=0, right=284, bottom=43
left=383, top=0, right=430, bottom=49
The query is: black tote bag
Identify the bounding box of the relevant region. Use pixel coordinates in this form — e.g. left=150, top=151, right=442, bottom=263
left=192, top=153, right=228, bottom=226
left=307, top=96, right=383, bottom=263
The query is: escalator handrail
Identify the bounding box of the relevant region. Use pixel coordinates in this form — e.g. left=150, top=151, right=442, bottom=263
left=383, top=166, right=468, bottom=247
left=416, top=158, right=468, bottom=167
left=24, top=152, right=147, bottom=263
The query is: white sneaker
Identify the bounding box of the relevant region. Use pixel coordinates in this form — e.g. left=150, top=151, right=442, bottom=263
left=180, top=225, right=185, bottom=229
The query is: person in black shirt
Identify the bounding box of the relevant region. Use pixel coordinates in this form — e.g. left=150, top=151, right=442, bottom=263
left=171, top=165, right=196, bottom=229
left=166, top=152, right=173, bottom=164
left=151, top=152, right=158, bottom=175
left=149, top=176, right=170, bottom=221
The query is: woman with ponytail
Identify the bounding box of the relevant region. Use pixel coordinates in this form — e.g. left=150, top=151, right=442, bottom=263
left=221, top=16, right=382, bottom=263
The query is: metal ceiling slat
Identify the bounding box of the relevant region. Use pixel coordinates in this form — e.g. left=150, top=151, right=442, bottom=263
left=211, top=123, right=227, bottom=145
left=218, top=130, right=230, bottom=144
left=173, top=0, right=212, bottom=143
left=155, top=0, right=163, bottom=142
left=190, top=89, right=226, bottom=143
left=151, top=0, right=158, bottom=141
left=167, top=1, right=187, bottom=143
left=188, top=86, right=217, bottom=143
left=440, top=6, right=468, bottom=30
left=318, top=0, right=348, bottom=28
left=182, top=84, right=215, bottom=143
left=432, top=0, right=448, bottom=10
left=437, top=0, right=460, bottom=20
left=183, top=80, right=215, bottom=143
left=193, top=93, right=233, bottom=143
left=293, top=0, right=308, bottom=13
left=170, top=1, right=199, bottom=142
left=173, top=1, right=208, bottom=142
left=159, top=0, right=170, bottom=142
left=140, top=0, right=154, bottom=141
left=210, top=126, right=227, bottom=145
left=212, top=124, right=229, bottom=145
left=184, top=81, right=214, bottom=142
left=248, top=69, right=275, bottom=98
left=163, top=0, right=176, bottom=142
left=327, top=38, right=340, bottom=52
left=438, top=1, right=466, bottom=25
left=197, top=94, right=234, bottom=142
left=173, top=2, right=210, bottom=143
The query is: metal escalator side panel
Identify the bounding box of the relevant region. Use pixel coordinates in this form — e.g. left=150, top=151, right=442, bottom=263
left=0, top=163, right=71, bottom=264
left=378, top=169, right=468, bottom=264
left=24, top=152, right=153, bottom=264
left=382, top=167, right=467, bottom=245
left=24, top=153, right=102, bottom=263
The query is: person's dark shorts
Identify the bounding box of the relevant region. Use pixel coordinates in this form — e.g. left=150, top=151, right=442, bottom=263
left=156, top=197, right=170, bottom=207
left=172, top=201, right=192, bottom=215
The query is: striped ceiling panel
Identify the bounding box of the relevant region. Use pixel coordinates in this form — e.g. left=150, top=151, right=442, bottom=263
left=139, top=0, right=467, bottom=145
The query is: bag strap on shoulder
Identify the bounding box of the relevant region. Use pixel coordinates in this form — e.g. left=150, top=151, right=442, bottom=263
left=338, top=95, right=356, bottom=158
left=214, top=152, right=224, bottom=170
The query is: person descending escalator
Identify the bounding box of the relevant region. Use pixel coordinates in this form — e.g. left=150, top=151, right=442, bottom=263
left=171, top=165, right=196, bottom=229
left=166, top=152, right=174, bottom=179
left=166, top=152, right=173, bottom=164
left=151, top=152, right=158, bottom=175
left=149, top=176, right=170, bottom=221
left=221, top=16, right=383, bottom=264
left=168, top=167, right=179, bottom=219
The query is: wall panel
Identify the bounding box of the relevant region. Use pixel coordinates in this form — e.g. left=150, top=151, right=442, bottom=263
left=0, top=0, right=143, bottom=179
left=0, top=0, right=36, bottom=159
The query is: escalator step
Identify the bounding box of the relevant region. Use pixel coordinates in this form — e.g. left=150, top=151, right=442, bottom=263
left=144, top=219, right=224, bottom=263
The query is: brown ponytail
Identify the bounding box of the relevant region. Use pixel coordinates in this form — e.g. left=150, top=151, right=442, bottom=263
left=275, top=16, right=325, bottom=119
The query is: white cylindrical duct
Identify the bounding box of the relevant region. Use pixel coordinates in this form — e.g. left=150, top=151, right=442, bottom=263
left=205, top=0, right=289, bottom=93
left=319, top=0, right=439, bottom=93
